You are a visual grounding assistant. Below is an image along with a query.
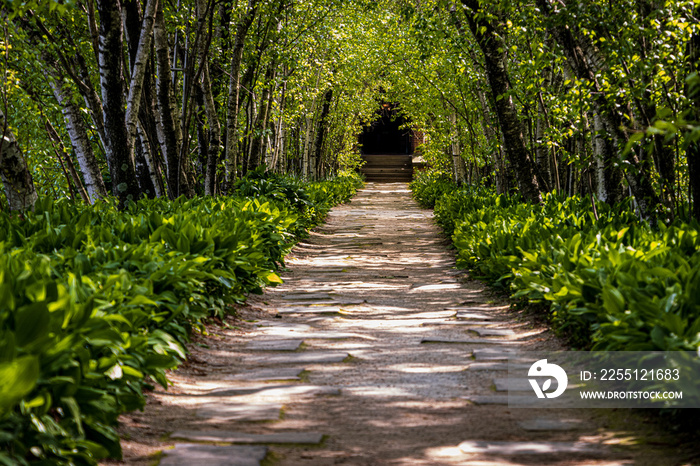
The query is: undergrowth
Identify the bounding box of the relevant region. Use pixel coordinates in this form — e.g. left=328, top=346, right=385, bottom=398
left=0, top=171, right=362, bottom=465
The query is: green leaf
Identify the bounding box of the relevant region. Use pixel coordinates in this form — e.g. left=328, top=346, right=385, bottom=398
left=0, top=356, right=40, bottom=415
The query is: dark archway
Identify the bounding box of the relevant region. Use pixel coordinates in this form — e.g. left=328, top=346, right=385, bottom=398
left=359, top=104, right=414, bottom=155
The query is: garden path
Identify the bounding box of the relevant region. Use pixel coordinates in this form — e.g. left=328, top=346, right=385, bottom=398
left=110, top=183, right=686, bottom=466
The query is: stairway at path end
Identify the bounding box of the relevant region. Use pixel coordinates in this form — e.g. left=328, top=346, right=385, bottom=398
left=360, top=154, right=413, bottom=182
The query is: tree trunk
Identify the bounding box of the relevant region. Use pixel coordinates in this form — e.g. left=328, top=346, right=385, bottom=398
left=133, top=135, right=157, bottom=198
left=124, top=0, right=158, bottom=167
left=137, top=120, right=164, bottom=197
left=0, top=109, right=38, bottom=211
left=96, top=0, right=141, bottom=206
left=248, top=64, right=275, bottom=172
left=201, top=63, right=221, bottom=195
left=312, top=88, right=333, bottom=179
left=73, top=51, right=108, bottom=152
left=47, top=69, right=108, bottom=202
left=450, top=113, right=468, bottom=185
left=687, top=5, right=700, bottom=220
left=474, top=87, right=507, bottom=193
left=224, top=0, right=259, bottom=186
left=154, top=1, right=190, bottom=198
left=271, top=79, right=287, bottom=173
left=461, top=0, right=542, bottom=203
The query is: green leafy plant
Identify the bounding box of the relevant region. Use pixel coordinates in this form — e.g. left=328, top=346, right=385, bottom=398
left=0, top=173, right=362, bottom=465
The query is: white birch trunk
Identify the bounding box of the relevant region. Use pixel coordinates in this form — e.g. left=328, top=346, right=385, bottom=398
left=124, top=0, right=158, bottom=155
left=48, top=73, right=108, bottom=202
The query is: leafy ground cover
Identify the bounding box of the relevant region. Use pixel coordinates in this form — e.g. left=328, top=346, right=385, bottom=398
left=0, top=172, right=362, bottom=465
left=410, top=172, right=700, bottom=353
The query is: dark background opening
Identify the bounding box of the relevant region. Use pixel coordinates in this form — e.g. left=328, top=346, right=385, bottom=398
left=360, top=105, right=413, bottom=155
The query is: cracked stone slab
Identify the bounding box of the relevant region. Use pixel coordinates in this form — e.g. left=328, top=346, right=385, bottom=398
left=494, top=378, right=532, bottom=391
left=246, top=352, right=350, bottom=365
left=160, top=444, right=268, bottom=466
left=245, top=339, right=304, bottom=351
left=223, top=368, right=305, bottom=382
left=518, top=419, right=591, bottom=432
left=170, top=431, right=325, bottom=445
left=196, top=403, right=282, bottom=421
left=458, top=440, right=608, bottom=456
left=469, top=327, right=517, bottom=337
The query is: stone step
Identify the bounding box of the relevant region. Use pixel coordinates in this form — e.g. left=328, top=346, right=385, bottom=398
left=245, top=339, right=304, bottom=351
left=245, top=352, right=350, bottom=365
left=160, top=444, right=268, bottom=466
left=223, top=367, right=306, bottom=382
left=170, top=430, right=325, bottom=445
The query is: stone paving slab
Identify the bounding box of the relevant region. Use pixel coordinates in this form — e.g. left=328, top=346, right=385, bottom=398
left=462, top=396, right=509, bottom=405
left=279, top=292, right=332, bottom=301
left=518, top=419, right=591, bottom=432
left=469, top=328, right=517, bottom=337
left=467, top=362, right=532, bottom=371
left=454, top=312, right=496, bottom=320
left=409, top=283, right=462, bottom=292
left=267, top=300, right=338, bottom=306
left=254, top=327, right=363, bottom=340
left=290, top=331, right=364, bottom=340
left=160, top=443, right=268, bottom=466
left=493, top=378, right=532, bottom=391
left=463, top=395, right=570, bottom=407
left=421, top=337, right=505, bottom=345
left=472, top=348, right=524, bottom=360
left=275, top=306, right=343, bottom=315
left=245, top=352, right=350, bottom=365
left=450, top=306, right=503, bottom=313
left=254, top=322, right=313, bottom=331
left=223, top=367, right=305, bottom=382
left=170, top=430, right=324, bottom=445
left=458, top=440, right=608, bottom=456
left=204, top=385, right=339, bottom=398
left=245, top=339, right=304, bottom=351
left=196, top=403, right=282, bottom=421
left=424, top=320, right=506, bottom=327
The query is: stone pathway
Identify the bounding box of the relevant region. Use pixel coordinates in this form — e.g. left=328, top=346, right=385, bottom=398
left=115, top=183, right=692, bottom=465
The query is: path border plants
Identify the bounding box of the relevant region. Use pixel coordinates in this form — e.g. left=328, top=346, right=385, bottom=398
left=0, top=171, right=362, bottom=465
left=410, top=171, right=700, bottom=354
